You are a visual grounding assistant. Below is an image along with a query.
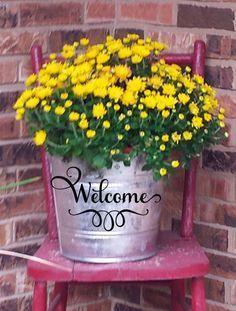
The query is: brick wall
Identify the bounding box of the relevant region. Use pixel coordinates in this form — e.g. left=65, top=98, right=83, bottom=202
left=0, top=0, right=235, bottom=310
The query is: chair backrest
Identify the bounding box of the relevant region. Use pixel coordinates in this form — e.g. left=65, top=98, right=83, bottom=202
left=30, top=40, right=205, bottom=241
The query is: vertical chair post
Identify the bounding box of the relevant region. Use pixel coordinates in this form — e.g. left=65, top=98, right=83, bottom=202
left=180, top=41, right=206, bottom=239
left=31, top=45, right=58, bottom=240
left=32, top=281, right=47, bottom=311
left=192, top=277, right=206, bottom=311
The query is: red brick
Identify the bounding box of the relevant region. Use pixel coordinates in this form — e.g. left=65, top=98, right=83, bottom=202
left=20, top=2, right=83, bottom=26
left=0, top=298, right=17, bottom=311
left=194, top=223, right=228, bottom=252
left=110, top=285, right=140, bottom=304
left=177, top=5, right=234, bottom=31
left=0, top=191, right=45, bottom=219
left=196, top=170, right=234, bottom=201
left=15, top=216, right=47, bottom=241
left=0, top=222, right=12, bottom=246
left=18, top=58, right=32, bottom=82
left=119, top=2, right=173, bottom=25
left=202, top=150, right=236, bottom=173
left=0, top=31, right=47, bottom=55
left=18, top=295, right=32, bottom=311
left=17, top=167, right=42, bottom=191
left=87, top=300, right=112, bottom=311
left=67, top=283, right=107, bottom=304
left=142, top=286, right=171, bottom=309
left=114, top=303, right=142, bottom=311
left=224, top=119, right=236, bottom=147
left=0, top=60, right=17, bottom=84
left=86, top=1, right=115, bottom=21
left=49, top=29, right=109, bottom=52
left=0, top=143, right=41, bottom=167
left=16, top=270, right=34, bottom=294
left=0, top=4, right=18, bottom=28
left=115, top=28, right=144, bottom=40
left=0, top=167, right=17, bottom=194
left=199, top=201, right=236, bottom=227
left=0, top=272, right=16, bottom=297
left=0, top=242, right=40, bottom=270
left=207, top=252, right=236, bottom=279
left=149, top=30, right=204, bottom=53
left=0, top=91, right=19, bottom=113
left=0, top=116, right=20, bottom=140
left=217, top=94, right=236, bottom=119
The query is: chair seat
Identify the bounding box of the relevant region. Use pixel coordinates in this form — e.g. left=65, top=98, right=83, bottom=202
left=27, top=231, right=209, bottom=282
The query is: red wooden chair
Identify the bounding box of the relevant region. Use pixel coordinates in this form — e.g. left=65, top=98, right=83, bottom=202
left=27, top=40, right=209, bottom=311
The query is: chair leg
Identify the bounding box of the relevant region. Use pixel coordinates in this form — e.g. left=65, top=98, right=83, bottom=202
left=191, top=277, right=206, bottom=311
left=171, top=279, right=185, bottom=311
left=53, top=282, right=68, bottom=311
left=32, top=281, right=47, bottom=311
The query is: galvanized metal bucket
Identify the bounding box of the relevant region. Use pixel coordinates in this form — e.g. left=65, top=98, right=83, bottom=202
left=49, top=155, right=163, bottom=263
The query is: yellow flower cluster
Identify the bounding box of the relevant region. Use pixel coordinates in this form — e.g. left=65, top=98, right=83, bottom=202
left=13, top=34, right=226, bottom=179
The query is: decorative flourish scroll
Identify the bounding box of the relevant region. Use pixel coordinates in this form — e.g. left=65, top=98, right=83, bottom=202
left=68, top=208, right=149, bottom=232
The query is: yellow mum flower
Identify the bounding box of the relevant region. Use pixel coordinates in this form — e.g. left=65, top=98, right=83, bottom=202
left=183, top=131, right=192, bottom=141
left=92, top=103, right=107, bottom=119
left=171, top=160, right=179, bottom=168
left=55, top=106, right=65, bottom=116
left=65, top=100, right=73, bottom=108
left=160, top=168, right=167, bottom=176
left=118, top=47, right=132, bottom=59
left=114, top=65, right=131, bottom=81
left=44, top=105, right=51, bottom=112
left=25, top=97, right=40, bottom=109
left=127, top=77, right=145, bottom=93
left=25, top=74, right=37, bottom=86
left=60, top=93, right=68, bottom=100
left=103, top=120, right=110, bottom=129
left=150, top=76, right=162, bottom=89
left=162, top=84, right=176, bottom=96
left=114, top=104, right=120, bottom=111
left=94, top=87, right=107, bottom=98
left=140, top=111, right=148, bottom=119
left=118, top=113, right=125, bottom=121
left=162, top=110, right=170, bottom=118
left=78, top=119, right=89, bottom=129
left=110, top=149, right=116, bottom=155
left=97, top=53, right=110, bottom=64
left=189, top=102, right=199, bottom=115
left=125, top=124, right=131, bottom=131
left=160, top=144, right=165, bottom=151
left=73, top=84, right=85, bottom=97
left=80, top=38, right=89, bottom=46
left=33, top=130, right=47, bottom=146
left=172, top=132, right=181, bottom=144
left=162, top=134, right=169, bottom=142
left=140, top=131, right=145, bottom=137
left=117, top=134, right=123, bottom=140
left=49, top=53, right=57, bottom=60
left=131, top=55, right=142, bottom=64
left=219, top=121, right=225, bottom=128
left=192, top=116, right=203, bottom=129
left=86, top=129, right=96, bottom=138
left=193, top=74, right=204, bottom=85
left=69, top=112, right=80, bottom=121
left=218, top=113, right=225, bottom=120
left=204, top=113, right=212, bottom=122
left=179, top=113, right=184, bottom=120
left=108, top=86, right=123, bottom=102
left=122, top=91, right=137, bottom=106
left=178, top=93, right=190, bottom=105
left=142, top=96, right=156, bottom=109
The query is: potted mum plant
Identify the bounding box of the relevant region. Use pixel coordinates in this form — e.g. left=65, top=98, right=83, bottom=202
left=14, top=34, right=226, bottom=263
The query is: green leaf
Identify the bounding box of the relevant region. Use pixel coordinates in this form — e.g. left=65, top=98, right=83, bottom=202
left=92, top=154, right=107, bottom=169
